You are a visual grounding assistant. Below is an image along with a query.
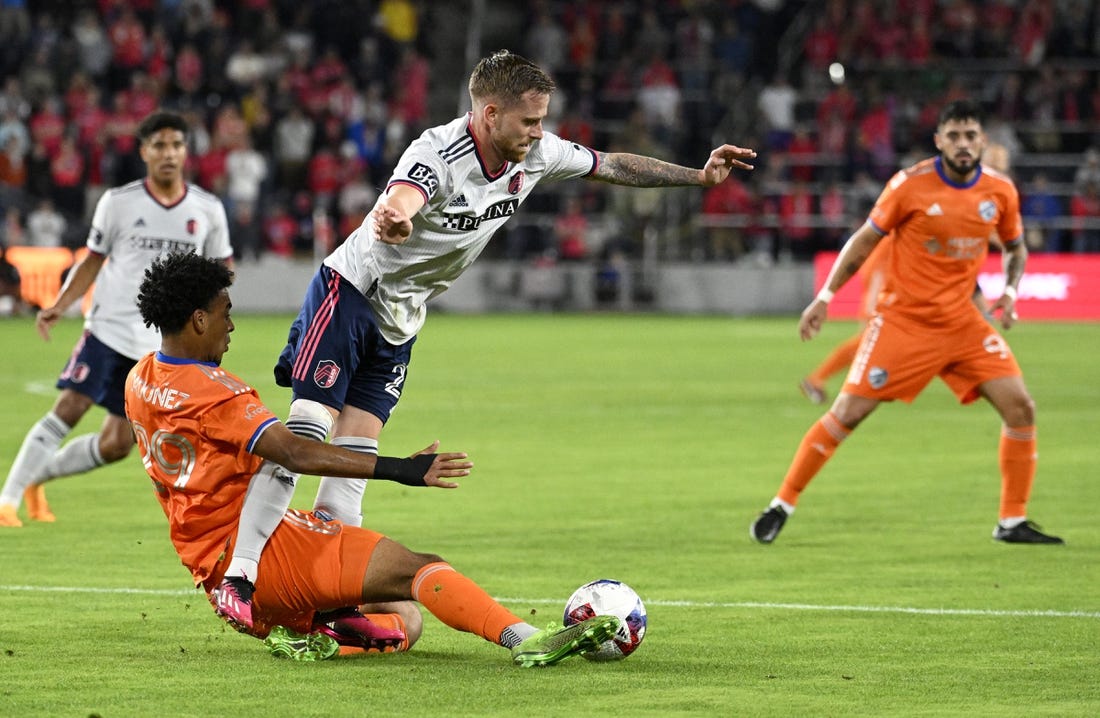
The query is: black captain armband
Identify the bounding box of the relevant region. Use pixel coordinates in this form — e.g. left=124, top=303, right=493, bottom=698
left=374, top=454, right=437, bottom=486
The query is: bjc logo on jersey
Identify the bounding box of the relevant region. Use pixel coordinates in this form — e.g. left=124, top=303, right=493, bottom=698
left=313, top=360, right=341, bottom=389
left=186, top=218, right=197, bottom=235
left=407, top=162, right=439, bottom=194
left=508, top=171, right=525, bottom=195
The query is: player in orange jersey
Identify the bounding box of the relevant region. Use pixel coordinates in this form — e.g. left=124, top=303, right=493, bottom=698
left=798, top=242, right=994, bottom=405
left=125, top=252, right=619, bottom=664
left=753, top=99, right=1062, bottom=545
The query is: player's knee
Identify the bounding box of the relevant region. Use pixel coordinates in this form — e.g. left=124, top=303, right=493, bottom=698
left=98, top=437, right=134, bottom=463
left=1009, top=394, right=1036, bottom=425
left=286, top=398, right=335, bottom=441
left=393, top=601, right=423, bottom=647
left=100, top=422, right=137, bottom=462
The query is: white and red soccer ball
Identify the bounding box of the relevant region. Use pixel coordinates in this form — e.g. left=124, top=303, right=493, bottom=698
left=563, top=579, right=647, bottom=661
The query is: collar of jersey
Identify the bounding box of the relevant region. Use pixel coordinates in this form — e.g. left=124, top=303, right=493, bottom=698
left=155, top=351, right=217, bottom=367
left=934, top=156, right=982, bottom=189
left=466, top=114, right=510, bottom=182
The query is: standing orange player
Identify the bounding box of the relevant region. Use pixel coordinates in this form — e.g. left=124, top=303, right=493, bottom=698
left=753, top=99, right=1062, bottom=545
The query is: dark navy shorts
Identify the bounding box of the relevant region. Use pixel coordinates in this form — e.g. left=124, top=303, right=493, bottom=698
left=56, top=330, right=136, bottom=417
left=274, top=265, right=415, bottom=423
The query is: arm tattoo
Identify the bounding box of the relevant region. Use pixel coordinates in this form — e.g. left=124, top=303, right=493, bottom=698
left=1003, top=246, right=1026, bottom=289
left=592, top=152, right=702, bottom=187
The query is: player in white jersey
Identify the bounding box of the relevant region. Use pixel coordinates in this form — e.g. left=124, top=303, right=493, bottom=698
left=211, top=50, right=756, bottom=631
left=0, top=111, right=233, bottom=527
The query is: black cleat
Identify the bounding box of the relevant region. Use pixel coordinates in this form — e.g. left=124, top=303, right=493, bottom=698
left=751, top=505, right=789, bottom=544
left=993, top=520, right=1064, bottom=545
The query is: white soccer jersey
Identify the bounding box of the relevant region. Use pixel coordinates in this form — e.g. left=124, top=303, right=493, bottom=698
left=85, top=179, right=233, bottom=359
left=325, top=114, right=598, bottom=343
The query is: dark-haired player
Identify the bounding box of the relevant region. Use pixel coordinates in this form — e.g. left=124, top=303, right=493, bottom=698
left=126, top=251, right=619, bottom=664
left=752, top=99, right=1062, bottom=546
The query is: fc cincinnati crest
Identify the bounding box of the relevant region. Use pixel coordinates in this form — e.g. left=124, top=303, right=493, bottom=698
left=313, top=360, right=341, bottom=389
left=508, top=171, right=525, bottom=195
left=978, top=200, right=997, bottom=222
left=186, top=218, right=197, bottom=235
left=868, top=366, right=888, bottom=389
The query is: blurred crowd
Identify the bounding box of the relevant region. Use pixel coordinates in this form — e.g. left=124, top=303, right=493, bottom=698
left=0, top=0, right=431, bottom=261
left=0, top=0, right=1098, bottom=271
left=521, top=0, right=1100, bottom=263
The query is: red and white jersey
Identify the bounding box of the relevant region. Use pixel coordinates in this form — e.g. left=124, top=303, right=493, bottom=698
left=85, top=180, right=233, bottom=359
left=125, top=352, right=279, bottom=587
left=869, top=157, right=1021, bottom=327
left=326, top=113, right=598, bottom=343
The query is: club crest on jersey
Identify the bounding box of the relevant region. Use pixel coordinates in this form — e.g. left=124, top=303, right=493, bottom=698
left=313, top=360, right=341, bottom=389
left=978, top=200, right=997, bottom=222
left=868, top=366, right=888, bottom=389
left=70, top=362, right=91, bottom=384
left=187, top=218, right=197, bottom=235
left=508, top=171, right=525, bottom=195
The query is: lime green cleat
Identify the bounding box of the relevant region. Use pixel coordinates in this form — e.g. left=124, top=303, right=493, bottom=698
left=264, top=626, right=340, bottom=661
left=511, top=615, right=621, bottom=668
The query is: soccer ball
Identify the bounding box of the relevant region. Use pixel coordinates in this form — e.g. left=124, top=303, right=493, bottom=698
left=563, top=579, right=647, bottom=661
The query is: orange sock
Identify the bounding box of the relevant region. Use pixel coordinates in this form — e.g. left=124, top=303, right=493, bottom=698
left=999, top=425, right=1036, bottom=519
left=808, top=335, right=861, bottom=385
left=776, top=413, right=851, bottom=506
left=412, top=562, right=523, bottom=646
left=337, top=612, right=409, bottom=656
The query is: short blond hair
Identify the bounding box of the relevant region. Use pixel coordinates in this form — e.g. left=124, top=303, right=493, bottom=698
left=468, top=50, right=555, bottom=107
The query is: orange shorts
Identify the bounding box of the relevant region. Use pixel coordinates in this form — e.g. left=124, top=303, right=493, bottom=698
left=207, top=509, right=384, bottom=636
left=843, top=310, right=1022, bottom=404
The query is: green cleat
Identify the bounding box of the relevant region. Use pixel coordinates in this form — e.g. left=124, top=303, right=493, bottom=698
left=264, top=625, right=340, bottom=661
left=511, top=615, right=621, bottom=668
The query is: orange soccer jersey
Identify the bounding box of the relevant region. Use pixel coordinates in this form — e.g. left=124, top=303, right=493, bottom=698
left=125, top=352, right=279, bottom=587
left=856, top=238, right=891, bottom=320
left=869, top=157, right=1021, bottom=327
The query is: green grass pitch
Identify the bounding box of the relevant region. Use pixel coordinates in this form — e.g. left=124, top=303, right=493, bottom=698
left=1, top=313, right=1097, bottom=716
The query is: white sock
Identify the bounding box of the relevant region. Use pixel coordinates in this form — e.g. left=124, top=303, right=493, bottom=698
left=40, top=433, right=104, bottom=481
left=0, top=413, right=70, bottom=506
left=313, top=436, right=377, bottom=527
left=770, top=497, right=796, bottom=514
left=226, top=461, right=299, bottom=583
left=999, top=516, right=1026, bottom=529
left=499, top=622, right=538, bottom=649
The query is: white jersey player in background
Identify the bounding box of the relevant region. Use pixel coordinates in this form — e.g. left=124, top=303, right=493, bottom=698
left=0, top=111, right=233, bottom=527
left=211, top=50, right=756, bottom=633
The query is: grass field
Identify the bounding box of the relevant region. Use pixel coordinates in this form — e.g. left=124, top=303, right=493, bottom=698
left=0, top=312, right=1097, bottom=717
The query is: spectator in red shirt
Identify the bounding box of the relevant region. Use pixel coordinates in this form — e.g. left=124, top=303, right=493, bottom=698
left=173, top=43, right=204, bottom=97
left=1070, top=181, right=1100, bottom=252
left=777, top=180, right=816, bottom=260
left=49, top=136, right=85, bottom=219
left=553, top=195, right=589, bottom=262
left=786, top=127, right=818, bottom=183
left=107, top=7, right=146, bottom=91
left=29, top=98, right=66, bottom=158
left=700, top=175, right=756, bottom=261
left=263, top=204, right=297, bottom=257
left=307, top=144, right=341, bottom=211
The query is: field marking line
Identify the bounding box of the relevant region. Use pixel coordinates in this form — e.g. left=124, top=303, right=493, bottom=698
left=2, top=585, right=1097, bottom=619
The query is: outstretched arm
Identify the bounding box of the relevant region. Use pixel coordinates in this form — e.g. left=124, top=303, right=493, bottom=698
left=590, top=144, right=756, bottom=188
left=254, top=423, right=471, bottom=488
